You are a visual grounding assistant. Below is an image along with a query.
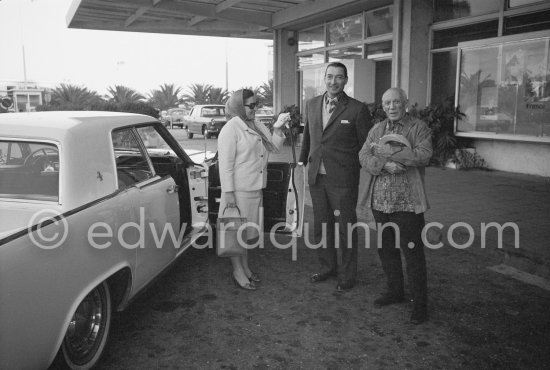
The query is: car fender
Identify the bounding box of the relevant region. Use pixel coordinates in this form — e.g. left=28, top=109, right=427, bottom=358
left=47, top=262, right=134, bottom=369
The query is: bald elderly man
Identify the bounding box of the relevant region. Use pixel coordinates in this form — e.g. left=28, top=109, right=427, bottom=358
left=359, top=87, right=433, bottom=325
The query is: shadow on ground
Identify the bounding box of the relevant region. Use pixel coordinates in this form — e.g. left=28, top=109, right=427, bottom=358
left=92, top=210, right=550, bottom=369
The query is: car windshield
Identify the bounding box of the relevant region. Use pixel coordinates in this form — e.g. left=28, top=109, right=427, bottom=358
left=201, top=107, right=225, bottom=117
left=0, top=140, right=60, bottom=202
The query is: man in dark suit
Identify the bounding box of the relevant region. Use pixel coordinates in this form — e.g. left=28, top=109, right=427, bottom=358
left=299, top=62, right=372, bottom=291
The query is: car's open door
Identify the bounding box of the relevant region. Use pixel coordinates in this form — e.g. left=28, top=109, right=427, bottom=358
left=263, top=162, right=305, bottom=236
left=208, top=160, right=305, bottom=237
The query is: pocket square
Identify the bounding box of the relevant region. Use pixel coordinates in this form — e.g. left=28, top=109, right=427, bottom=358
left=341, top=119, right=350, bottom=124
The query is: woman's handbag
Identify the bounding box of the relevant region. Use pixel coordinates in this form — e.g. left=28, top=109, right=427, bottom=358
left=216, top=206, right=247, bottom=257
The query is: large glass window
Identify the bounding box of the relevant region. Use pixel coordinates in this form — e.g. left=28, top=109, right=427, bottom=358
left=302, top=66, right=328, bottom=108
left=434, top=0, right=500, bottom=22
left=431, top=50, right=458, bottom=105
left=503, top=10, right=550, bottom=35
left=298, top=25, right=325, bottom=52
left=328, top=46, right=363, bottom=61
left=457, top=37, right=550, bottom=138
left=298, top=52, right=325, bottom=68
left=0, top=141, right=59, bottom=201
left=433, top=21, right=499, bottom=49
left=366, top=41, right=392, bottom=58
left=365, top=6, right=393, bottom=37
left=328, top=14, right=362, bottom=46
left=508, top=0, right=546, bottom=8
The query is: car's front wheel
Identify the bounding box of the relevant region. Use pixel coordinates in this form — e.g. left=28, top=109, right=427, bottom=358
left=53, top=281, right=112, bottom=370
left=187, top=130, right=194, bottom=139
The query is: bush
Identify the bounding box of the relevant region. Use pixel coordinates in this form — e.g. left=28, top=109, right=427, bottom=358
left=273, top=105, right=301, bottom=147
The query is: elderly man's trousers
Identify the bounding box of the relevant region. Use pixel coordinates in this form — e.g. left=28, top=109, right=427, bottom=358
left=372, top=210, right=428, bottom=310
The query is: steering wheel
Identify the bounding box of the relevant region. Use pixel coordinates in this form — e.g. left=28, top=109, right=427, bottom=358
left=24, top=148, right=59, bottom=173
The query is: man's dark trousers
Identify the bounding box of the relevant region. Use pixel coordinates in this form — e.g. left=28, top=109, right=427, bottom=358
left=372, top=210, right=427, bottom=309
left=310, top=174, right=358, bottom=284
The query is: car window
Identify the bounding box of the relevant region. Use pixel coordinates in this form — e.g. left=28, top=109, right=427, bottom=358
left=0, top=140, right=59, bottom=201
left=136, top=126, right=171, bottom=150
left=112, top=128, right=154, bottom=190
left=201, top=107, right=224, bottom=117
left=136, top=125, right=184, bottom=176
left=0, top=141, right=25, bottom=164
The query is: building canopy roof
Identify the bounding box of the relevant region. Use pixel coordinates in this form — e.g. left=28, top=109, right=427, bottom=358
left=66, top=0, right=376, bottom=39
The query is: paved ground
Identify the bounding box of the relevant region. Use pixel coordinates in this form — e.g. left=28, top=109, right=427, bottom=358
left=76, top=131, right=550, bottom=369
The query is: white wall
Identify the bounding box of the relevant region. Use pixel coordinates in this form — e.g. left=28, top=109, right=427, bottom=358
left=475, top=139, right=550, bottom=177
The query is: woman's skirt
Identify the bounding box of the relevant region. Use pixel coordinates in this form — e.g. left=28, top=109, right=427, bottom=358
left=218, top=190, right=263, bottom=240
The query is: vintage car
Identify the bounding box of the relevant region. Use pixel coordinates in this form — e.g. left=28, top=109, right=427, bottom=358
left=183, top=104, right=226, bottom=139
left=0, top=111, right=305, bottom=370
left=165, top=107, right=187, bottom=129
left=0, top=111, right=211, bottom=369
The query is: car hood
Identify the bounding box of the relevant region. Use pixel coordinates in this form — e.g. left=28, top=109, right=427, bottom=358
left=0, top=202, right=62, bottom=240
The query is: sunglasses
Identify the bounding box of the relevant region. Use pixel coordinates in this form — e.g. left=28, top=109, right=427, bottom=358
left=244, top=102, right=259, bottom=109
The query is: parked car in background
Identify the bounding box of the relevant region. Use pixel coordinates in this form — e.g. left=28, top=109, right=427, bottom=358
left=255, top=106, right=275, bottom=127
left=159, top=110, right=170, bottom=126
left=183, top=104, right=226, bottom=139
left=166, top=108, right=187, bottom=129
left=0, top=111, right=209, bottom=370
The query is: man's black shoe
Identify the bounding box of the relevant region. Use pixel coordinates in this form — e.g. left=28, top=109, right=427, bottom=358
left=373, top=294, right=405, bottom=307
left=335, top=281, right=355, bottom=292
left=410, top=308, right=428, bottom=325
left=310, top=272, right=335, bottom=283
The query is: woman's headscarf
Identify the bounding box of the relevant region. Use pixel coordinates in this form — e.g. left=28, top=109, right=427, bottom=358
left=225, top=89, right=249, bottom=123
left=225, top=89, right=277, bottom=152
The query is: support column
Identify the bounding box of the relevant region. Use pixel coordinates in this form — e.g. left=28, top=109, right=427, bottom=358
left=394, top=0, right=432, bottom=107
left=273, top=29, right=298, bottom=113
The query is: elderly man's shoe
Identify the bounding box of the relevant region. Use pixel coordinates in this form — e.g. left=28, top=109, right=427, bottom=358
left=410, top=308, right=428, bottom=325
left=374, top=294, right=404, bottom=307
left=310, top=271, right=336, bottom=283
left=336, top=280, right=355, bottom=292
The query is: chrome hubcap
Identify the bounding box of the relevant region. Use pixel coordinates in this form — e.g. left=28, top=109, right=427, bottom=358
left=64, top=287, right=106, bottom=364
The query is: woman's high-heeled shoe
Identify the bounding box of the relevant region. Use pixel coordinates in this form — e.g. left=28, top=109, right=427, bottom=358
left=232, top=273, right=257, bottom=291
left=247, top=272, right=261, bottom=283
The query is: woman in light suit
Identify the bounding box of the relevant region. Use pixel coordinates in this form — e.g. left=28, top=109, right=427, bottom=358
left=218, top=89, right=289, bottom=290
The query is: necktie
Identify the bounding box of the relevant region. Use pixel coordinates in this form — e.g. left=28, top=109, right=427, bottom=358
left=327, top=97, right=337, bottom=114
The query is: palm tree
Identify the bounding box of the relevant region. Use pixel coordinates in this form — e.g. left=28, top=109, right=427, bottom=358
left=50, top=83, right=103, bottom=109
left=181, top=83, right=213, bottom=105
left=207, top=87, right=230, bottom=104
left=258, top=79, right=273, bottom=107
left=147, top=83, right=182, bottom=111
left=239, top=86, right=261, bottom=96
left=106, top=85, right=144, bottom=105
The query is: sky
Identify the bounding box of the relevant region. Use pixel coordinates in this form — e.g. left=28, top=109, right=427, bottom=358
left=0, top=0, right=273, bottom=96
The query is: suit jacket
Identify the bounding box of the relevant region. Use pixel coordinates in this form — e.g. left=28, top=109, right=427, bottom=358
left=299, top=92, right=372, bottom=186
